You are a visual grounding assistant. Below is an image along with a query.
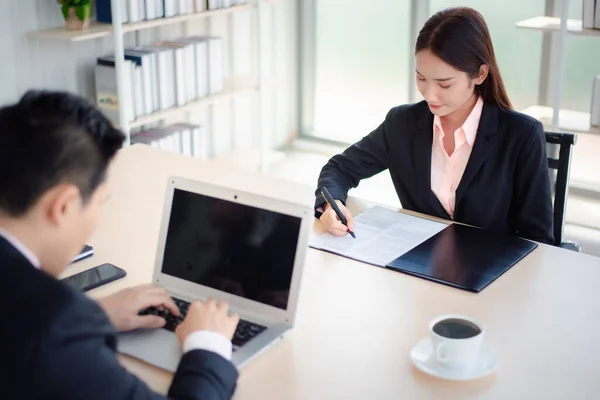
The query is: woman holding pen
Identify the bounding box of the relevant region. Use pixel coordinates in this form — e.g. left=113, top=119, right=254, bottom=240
left=314, top=7, right=554, bottom=245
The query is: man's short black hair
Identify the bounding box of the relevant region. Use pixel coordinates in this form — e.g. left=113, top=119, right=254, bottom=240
left=0, top=90, right=125, bottom=217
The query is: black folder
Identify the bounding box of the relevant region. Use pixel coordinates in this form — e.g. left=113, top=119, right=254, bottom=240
left=385, top=224, right=537, bottom=292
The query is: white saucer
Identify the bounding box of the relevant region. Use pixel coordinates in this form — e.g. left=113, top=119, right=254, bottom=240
left=410, top=338, right=498, bottom=381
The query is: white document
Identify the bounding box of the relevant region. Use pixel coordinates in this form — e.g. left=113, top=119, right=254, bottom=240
left=310, top=206, right=447, bottom=267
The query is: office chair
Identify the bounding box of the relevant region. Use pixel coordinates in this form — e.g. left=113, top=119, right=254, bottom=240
left=545, top=131, right=580, bottom=252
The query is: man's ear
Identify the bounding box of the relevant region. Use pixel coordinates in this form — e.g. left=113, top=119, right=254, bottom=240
left=40, top=183, right=82, bottom=228
left=474, top=64, right=489, bottom=85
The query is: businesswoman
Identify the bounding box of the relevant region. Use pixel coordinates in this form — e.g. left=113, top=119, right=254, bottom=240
left=315, top=7, right=554, bottom=244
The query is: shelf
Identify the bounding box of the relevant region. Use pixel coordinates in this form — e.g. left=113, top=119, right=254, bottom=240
left=128, top=75, right=258, bottom=129
left=521, top=105, right=600, bottom=135
left=28, top=3, right=254, bottom=43
left=515, top=16, right=600, bottom=37
left=28, top=22, right=115, bottom=42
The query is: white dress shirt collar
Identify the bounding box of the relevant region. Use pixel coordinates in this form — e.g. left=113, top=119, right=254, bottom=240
left=0, top=227, right=41, bottom=269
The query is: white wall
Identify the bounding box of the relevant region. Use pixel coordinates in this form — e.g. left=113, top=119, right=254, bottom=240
left=0, top=0, right=297, bottom=155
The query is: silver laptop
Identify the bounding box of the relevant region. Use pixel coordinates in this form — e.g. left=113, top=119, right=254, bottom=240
left=118, top=176, right=312, bottom=371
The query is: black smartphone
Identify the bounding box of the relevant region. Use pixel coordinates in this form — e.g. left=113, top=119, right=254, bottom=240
left=62, top=263, right=127, bottom=292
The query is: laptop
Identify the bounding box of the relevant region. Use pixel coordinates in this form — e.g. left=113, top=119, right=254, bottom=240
left=117, top=176, right=312, bottom=371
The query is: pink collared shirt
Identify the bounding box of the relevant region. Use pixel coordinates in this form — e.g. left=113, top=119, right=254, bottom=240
left=431, top=97, right=484, bottom=219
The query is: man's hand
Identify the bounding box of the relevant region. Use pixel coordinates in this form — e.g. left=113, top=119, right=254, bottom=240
left=175, top=299, right=239, bottom=345
left=319, top=200, right=356, bottom=236
left=97, top=284, right=180, bottom=332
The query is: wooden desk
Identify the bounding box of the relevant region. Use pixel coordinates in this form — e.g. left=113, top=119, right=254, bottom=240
left=65, top=145, right=600, bottom=399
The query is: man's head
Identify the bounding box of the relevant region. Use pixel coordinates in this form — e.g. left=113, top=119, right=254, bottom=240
left=0, top=90, right=124, bottom=275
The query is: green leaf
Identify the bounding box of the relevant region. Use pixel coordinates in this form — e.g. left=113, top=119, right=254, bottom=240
left=75, top=4, right=91, bottom=21
left=61, top=5, right=70, bottom=20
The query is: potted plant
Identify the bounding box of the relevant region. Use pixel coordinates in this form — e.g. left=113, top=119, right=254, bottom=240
left=58, top=0, right=92, bottom=30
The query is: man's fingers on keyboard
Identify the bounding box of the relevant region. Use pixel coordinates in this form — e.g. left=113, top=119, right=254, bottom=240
left=217, top=300, right=229, bottom=313
left=205, top=298, right=217, bottom=309
left=136, top=314, right=166, bottom=329
left=145, top=292, right=180, bottom=316
left=189, top=300, right=203, bottom=312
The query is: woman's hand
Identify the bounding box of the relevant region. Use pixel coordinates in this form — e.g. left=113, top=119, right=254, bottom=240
left=319, top=200, right=356, bottom=236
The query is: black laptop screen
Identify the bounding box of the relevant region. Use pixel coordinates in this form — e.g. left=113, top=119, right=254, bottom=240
left=161, top=188, right=301, bottom=310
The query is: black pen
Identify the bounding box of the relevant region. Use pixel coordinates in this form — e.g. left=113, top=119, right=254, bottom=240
left=320, top=186, right=356, bottom=238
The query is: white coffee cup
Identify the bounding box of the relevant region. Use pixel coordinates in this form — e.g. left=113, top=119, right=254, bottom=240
left=429, top=314, right=485, bottom=369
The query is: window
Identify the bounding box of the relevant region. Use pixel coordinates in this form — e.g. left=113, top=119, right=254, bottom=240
left=559, top=0, right=600, bottom=113
left=304, top=0, right=411, bottom=143
left=301, top=1, right=600, bottom=142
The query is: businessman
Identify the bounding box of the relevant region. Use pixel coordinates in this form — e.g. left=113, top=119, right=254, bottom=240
left=0, top=90, right=240, bottom=399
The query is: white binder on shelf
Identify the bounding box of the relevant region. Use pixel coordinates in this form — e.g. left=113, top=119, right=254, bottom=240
left=157, top=40, right=197, bottom=103
left=131, top=62, right=143, bottom=119
left=145, top=46, right=177, bottom=110
left=95, top=56, right=135, bottom=125
left=185, top=36, right=224, bottom=95
left=139, top=0, right=147, bottom=20
left=177, top=37, right=209, bottom=99
left=179, top=0, right=195, bottom=14
left=180, top=125, right=194, bottom=156
left=170, top=123, right=204, bottom=158
left=155, top=43, right=187, bottom=107
left=207, top=37, right=224, bottom=95
left=591, top=75, right=600, bottom=127
left=145, top=0, right=157, bottom=19
left=195, top=0, right=207, bottom=12
left=583, top=0, right=595, bottom=29
left=127, top=48, right=160, bottom=113
left=125, top=49, right=157, bottom=115
left=155, top=0, right=165, bottom=17
left=208, top=0, right=221, bottom=10
left=164, top=0, right=178, bottom=17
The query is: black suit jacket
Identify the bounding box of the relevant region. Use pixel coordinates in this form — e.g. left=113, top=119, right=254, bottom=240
left=0, top=236, right=238, bottom=400
left=315, top=101, right=554, bottom=244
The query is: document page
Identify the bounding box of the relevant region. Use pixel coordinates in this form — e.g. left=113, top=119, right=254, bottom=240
left=310, top=206, right=448, bottom=267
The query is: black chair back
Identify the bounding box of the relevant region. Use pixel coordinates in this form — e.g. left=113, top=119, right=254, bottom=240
left=545, top=131, right=576, bottom=247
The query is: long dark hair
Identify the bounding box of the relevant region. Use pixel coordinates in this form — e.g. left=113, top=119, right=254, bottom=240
left=415, top=7, right=512, bottom=110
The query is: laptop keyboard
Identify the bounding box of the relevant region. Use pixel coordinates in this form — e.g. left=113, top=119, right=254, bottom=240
left=138, top=296, right=267, bottom=350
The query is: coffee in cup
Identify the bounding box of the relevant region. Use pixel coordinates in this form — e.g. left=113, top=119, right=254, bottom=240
left=429, top=315, right=485, bottom=369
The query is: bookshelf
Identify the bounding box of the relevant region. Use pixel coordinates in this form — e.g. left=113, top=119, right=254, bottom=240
left=128, top=75, right=258, bottom=129
left=28, top=4, right=254, bottom=43
left=29, top=0, right=279, bottom=172
left=515, top=0, right=600, bottom=135
left=516, top=16, right=600, bottom=37
left=521, top=105, right=600, bottom=135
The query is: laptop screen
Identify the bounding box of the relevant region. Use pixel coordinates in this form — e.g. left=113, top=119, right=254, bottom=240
left=161, top=188, right=302, bottom=310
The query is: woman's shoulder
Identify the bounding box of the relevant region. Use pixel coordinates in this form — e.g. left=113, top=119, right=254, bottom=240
left=384, top=100, right=430, bottom=122
left=496, top=106, right=543, bottom=134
